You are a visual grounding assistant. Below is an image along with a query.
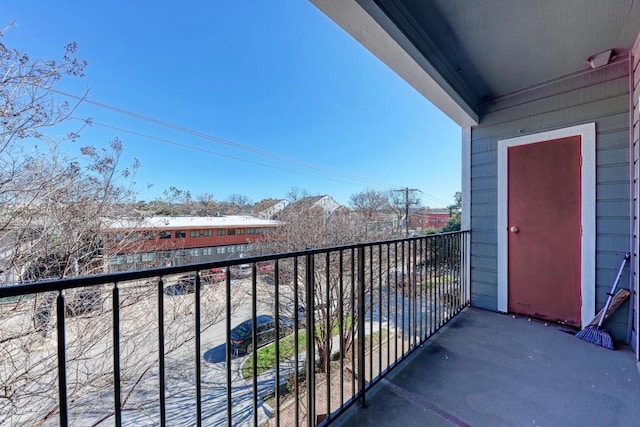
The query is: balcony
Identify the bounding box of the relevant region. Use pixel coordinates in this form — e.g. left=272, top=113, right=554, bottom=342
left=4, top=229, right=636, bottom=426
left=333, top=307, right=640, bottom=426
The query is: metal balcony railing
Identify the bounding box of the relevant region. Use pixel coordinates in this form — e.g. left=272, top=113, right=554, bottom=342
left=0, top=231, right=469, bottom=426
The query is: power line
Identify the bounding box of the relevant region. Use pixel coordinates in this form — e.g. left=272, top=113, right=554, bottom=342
left=81, top=119, right=395, bottom=189
left=416, top=189, right=450, bottom=206
left=56, top=89, right=395, bottom=188
left=57, top=89, right=452, bottom=205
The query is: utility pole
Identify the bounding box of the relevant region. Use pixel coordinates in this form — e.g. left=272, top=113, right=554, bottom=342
left=391, top=187, right=420, bottom=237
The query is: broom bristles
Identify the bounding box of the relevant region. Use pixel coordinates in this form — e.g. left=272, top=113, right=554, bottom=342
left=576, top=326, right=614, bottom=350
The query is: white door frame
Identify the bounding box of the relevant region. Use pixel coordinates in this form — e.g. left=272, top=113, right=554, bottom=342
left=497, top=123, right=596, bottom=327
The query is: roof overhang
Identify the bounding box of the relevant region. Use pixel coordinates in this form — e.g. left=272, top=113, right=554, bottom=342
left=310, top=0, right=479, bottom=127
left=311, top=0, right=640, bottom=128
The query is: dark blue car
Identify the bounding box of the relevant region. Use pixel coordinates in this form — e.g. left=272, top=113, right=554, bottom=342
left=230, top=314, right=293, bottom=354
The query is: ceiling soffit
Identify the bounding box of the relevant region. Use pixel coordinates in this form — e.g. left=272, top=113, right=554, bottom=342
left=371, top=0, right=640, bottom=103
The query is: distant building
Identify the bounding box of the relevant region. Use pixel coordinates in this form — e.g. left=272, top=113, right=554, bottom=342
left=253, top=199, right=290, bottom=219
left=279, top=195, right=344, bottom=217
left=104, top=216, right=281, bottom=271
left=408, top=208, right=451, bottom=230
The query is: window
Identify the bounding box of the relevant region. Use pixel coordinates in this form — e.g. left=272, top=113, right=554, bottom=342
left=236, top=229, right=245, bottom=235
left=247, top=228, right=254, bottom=234
left=141, top=252, right=156, bottom=262
left=203, top=247, right=214, bottom=255
left=217, top=229, right=226, bottom=236
left=175, top=230, right=186, bottom=238
left=203, top=229, right=213, bottom=237
left=228, top=229, right=236, bottom=236
left=228, top=245, right=236, bottom=253
left=159, top=231, right=171, bottom=239
left=110, top=256, right=125, bottom=265
left=190, top=249, right=200, bottom=257
left=217, top=246, right=226, bottom=254
left=142, top=231, right=155, bottom=240
left=190, top=230, right=201, bottom=237
left=255, top=228, right=262, bottom=234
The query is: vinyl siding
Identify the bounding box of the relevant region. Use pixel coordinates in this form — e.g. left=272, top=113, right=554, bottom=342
left=470, top=59, right=632, bottom=342
left=631, top=36, right=640, bottom=356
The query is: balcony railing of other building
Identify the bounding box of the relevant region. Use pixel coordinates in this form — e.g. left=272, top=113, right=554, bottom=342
left=0, top=230, right=469, bottom=426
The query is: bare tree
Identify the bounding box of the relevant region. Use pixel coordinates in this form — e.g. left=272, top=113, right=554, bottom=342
left=253, top=203, right=379, bottom=374
left=154, top=186, right=194, bottom=216
left=195, top=192, right=218, bottom=216
left=0, top=24, right=241, bottom=425
left=349, top=189, right=389, bottom=238
left=226, top=193, right=252, bottom=215
left=285, top=186, right=309, bottom=203
left=0, top=23, right=142, bottom=283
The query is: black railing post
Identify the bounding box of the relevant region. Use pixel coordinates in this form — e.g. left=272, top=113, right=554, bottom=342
left=56, top=290, right=68, bottom=427
left=158, top=278, right=166, bottom=426
left=357, top=247, right=366, bottom=407
left=195, top=273, right=202, bottom=427
left=325, top=252, right=331, bottom=422
left=465, top=231, right=471, bottom=306
left=112, top=284, right=122, bottom=427
left=412, top=239, right=417, bottom=347
left=338, top=250, right=345, bottom=407
left=305, top=253, right=315, bottom=427
left=293, top=258, right=300, bottom=427
left=251, top=264, right=258, bottom=427
left=274, top=259, right=281, bottom=427
left=225, top=268, right=233, bottom=427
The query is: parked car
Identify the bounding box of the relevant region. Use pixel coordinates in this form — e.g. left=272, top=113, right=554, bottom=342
left=230, top=264, right=252, bottom=278
left=257, top=261, right=273, bottom=273
left=203, top=267, right=226, bottom=283
left=163, top=275, right=196, bottom=295
left=230, top=314, right=294, bottom=355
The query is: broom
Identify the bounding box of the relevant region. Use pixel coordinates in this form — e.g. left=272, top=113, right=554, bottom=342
left=575, top=252, right=630, bottom=349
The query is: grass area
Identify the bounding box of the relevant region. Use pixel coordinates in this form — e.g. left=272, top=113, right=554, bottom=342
left=264, top=328, right=390, bottom=408
left=365, top=328, right=389, bottom=348
left=242, top=331, right=307, bottom=379
left=422, top=274, right=458, bottom=290
left=243, top=324, right=388, bottom=381
left=317, top=315, right=353, bottom=337
left=241, top=316, right=355, bottom=380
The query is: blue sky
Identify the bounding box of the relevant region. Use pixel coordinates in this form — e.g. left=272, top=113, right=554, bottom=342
left=3, top=1, right=461, bottom=207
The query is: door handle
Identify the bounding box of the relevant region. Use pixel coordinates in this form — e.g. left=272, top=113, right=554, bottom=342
left=510, top=226, right=519, bottom=233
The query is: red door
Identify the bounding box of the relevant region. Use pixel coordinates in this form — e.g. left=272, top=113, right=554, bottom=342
left=507, top=136, right=581, bottom=326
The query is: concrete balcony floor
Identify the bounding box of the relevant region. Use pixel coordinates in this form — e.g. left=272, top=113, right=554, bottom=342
left=334, top=307, right=640, bottom=427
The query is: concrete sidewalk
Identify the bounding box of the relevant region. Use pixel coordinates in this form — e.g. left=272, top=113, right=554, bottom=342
left=333, top=307, right=640, bottom=427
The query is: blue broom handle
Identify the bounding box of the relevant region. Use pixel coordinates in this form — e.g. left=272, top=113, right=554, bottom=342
left=597, top=252, right=630, bottom=328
